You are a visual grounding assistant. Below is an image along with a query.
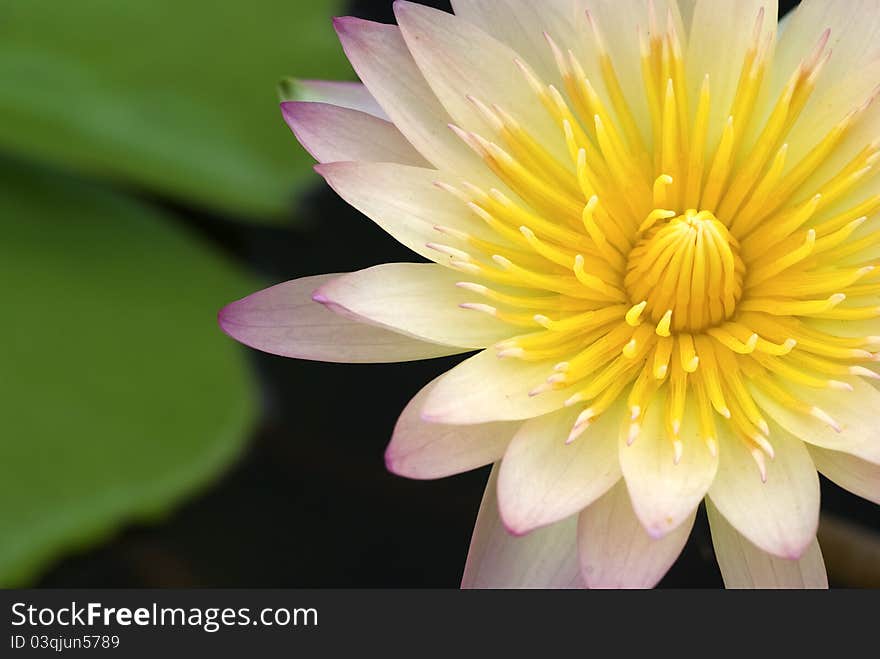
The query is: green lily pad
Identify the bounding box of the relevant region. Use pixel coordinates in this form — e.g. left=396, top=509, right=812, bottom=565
left=0, top=159, right=258, bottom=585
left=0, top=0, right=349, bottom=220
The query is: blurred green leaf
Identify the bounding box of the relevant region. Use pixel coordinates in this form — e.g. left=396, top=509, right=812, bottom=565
left=0, top=0, right=350, bottom=221
left=0, top=160, right=258, bottom=585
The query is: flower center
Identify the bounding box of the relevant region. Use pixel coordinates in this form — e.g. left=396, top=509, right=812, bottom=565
left=625, top=210, right=744, bottom=334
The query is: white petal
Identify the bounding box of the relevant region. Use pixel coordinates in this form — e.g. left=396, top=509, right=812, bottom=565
left=315, top=263, right=514, bottom=349
left=687, top=0, right=778, bottom=155
left=707, top=499, right=828, bottom=589
left=761, top=1, right=880, bottom=196
left=449, top=0, right=586, bottom=86
left=284, top=79, right=388, bottom=118
left=333, top=17, right=493, bottom=185
left=775, top=0, right=880, bottom=93
left=315, top=161, right=515, bottom=263
left=218, top=274, right=461, bottom=363
left=807, top=445, right=880, bottom=505
left=386, top=377, right=520, bottom=480
left=497, top=402, right=623, bottom=534
left=708, top=422, right=819, bottom=559
left=619, top=389, right=719, bottom=539
left=420, top=349, right=571, bottom=424
left=281, top=102, right=428, bottom=166
left=394, top=1, right=567, bottom=159
left=577, top=480, right=694, bottom=589
left=462, top=464, right=582, bottom=588
left=750, top=378, right=880, bottom=465
left=780, top=60, right=880, bottom=200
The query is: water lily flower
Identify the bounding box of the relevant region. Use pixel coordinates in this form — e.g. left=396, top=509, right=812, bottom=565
left=220, top=0, right=880, bottom=588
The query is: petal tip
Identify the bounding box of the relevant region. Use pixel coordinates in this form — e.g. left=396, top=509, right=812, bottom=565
left=496, top=495, right=534, bottom=538
left=780, top=536, right=814, bottom=561
left=332, top=15, right=356, bottom=33
left=313, top=161, right=338, bottom=178
left=217, top=299, right=243, bottom=337
left=499, top=517, right=531, bottom=538
left=645, top=524, right=670, bottom=540
left=383, top=444, right=402, bottom=475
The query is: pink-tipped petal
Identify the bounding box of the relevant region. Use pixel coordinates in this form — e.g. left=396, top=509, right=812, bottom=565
left=775, top=1, right=880, bottom=99
left=420, top=349, right=571, bottom=424
left=218, top=274, right=461, bottom=363
left=708, top=421, right=819, bottom=560
left=707, top=499, right=828, bottom=589
left=333, top=16, right=492, bottom=184
left=449, top=0, right=592, bottom=86
left=280, top=102, right=427, bottom=166
left=283, top=79, right=388, bottom=118
left=394, top=1, right=565, bottom=162
left=315, top=263, right=514, bottom=349
left=314, top=161, right=508, bottom=263
left=497, top=403, right=622, bottom=535
left=461, top=464, right=582, bottom=589
left=386, top=378, right=519, bottom=480
left=577, top=480, right=694, bottom=589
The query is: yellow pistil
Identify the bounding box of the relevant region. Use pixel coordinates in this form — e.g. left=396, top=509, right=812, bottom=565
left=625, top=210, right=744, bottom=333
left=439, top=7, right=880, bottom=474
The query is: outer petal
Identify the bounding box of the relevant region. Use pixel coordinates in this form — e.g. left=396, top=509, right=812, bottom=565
left=282, top=79, right=388, bottom=118
left=394, top=1, right=567, bottom=160
left=462, top=464, right=582, bottom=588
left=750, top=378, right=880, bottom=465
left=218, top=274, right=461, bottom=363
left=577, top=480, right=694, bottom=589
left=449, top=0, right=587, bottom=87
left=619, top=389, right=718, bottom=539
left=762, top=1, right=880, bottom=191
left=497, top=402, right=623, bottom=534
left=420, top=349, right=571, bottom=424
left=386, top=377, right=520, bottom=479
left=708, top=421, right=819, bottom=559
left=333, top=17, right=493, bottom=185
left=314, top=263, right=514, bottom=349
left=315, top=162, right=515, bottom=263
left=707, top=500, right=828, bottom=589
left=778, top=58, right=880, bottom=195
left=807, top=444, right=880, bottom=505
left=774, top=0, right=880, bottom=94
left=281, top=102, right=428, bottom=166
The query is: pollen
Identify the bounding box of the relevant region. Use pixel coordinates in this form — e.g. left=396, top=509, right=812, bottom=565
left=434, top=6, right=880, bottom=475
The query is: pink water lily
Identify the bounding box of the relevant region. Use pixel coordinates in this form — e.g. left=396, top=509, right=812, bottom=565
left=220, top=0, right=880, bottom=588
